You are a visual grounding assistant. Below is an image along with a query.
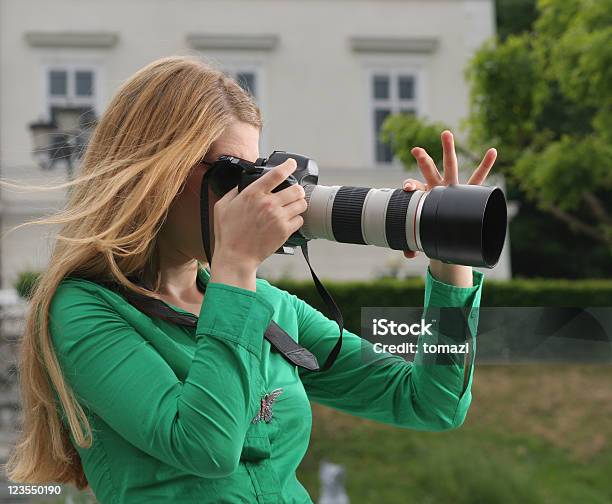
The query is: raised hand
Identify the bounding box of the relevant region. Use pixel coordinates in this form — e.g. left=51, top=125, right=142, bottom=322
left=400, top=130, right=497, bottom=286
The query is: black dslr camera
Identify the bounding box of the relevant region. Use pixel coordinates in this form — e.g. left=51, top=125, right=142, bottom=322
left=203, top=150, right=507, bottom=268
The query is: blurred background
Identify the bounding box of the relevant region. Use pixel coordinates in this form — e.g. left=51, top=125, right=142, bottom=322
left=0, top=0, right=610, bottom=502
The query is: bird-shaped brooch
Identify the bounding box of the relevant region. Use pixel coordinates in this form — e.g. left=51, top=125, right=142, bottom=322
left=252, top=388, right=283, bottom=424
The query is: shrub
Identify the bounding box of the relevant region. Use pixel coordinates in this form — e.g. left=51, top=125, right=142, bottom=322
left=14, top=270, right=42, bottom=300
left=271, top=276, right=612, bottom=333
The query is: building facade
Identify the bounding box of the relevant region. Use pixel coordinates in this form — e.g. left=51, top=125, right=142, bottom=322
left=0, top=0, right=511, bottom=287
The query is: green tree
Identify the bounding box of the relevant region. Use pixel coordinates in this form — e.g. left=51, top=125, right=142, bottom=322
left=495, top=0, right=538, bottom=41
left=382, top=0, right=612, bottom=277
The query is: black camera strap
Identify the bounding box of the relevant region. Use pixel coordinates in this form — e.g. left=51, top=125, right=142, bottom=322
left=93, top=272, right=322, bottom=372
left=200, top=168, right=343, bottom=373
left=297, top=242, right=344, bottom=371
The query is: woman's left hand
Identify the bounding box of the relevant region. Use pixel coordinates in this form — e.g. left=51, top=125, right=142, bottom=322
left=401, top=130, right=497, bottom=287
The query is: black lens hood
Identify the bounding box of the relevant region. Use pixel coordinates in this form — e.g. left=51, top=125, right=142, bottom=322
left=419, top=184, right=507, bottom=268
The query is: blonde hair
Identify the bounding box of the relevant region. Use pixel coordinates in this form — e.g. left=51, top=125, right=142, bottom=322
left=2, top=55, right=262, bottom=490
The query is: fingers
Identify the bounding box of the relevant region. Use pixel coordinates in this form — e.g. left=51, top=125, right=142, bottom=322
left=402, top=178, right=427, bottom=192
left=274, top=183, right=306, bottom=206
left=214, top=185, right=239, bottom=207
left=468, top=148, right=497, bottom=185
left=411, top=131, right=497, bottom=187
left=249, top=158, right=297, bottom=193
left=441, top=130, right=459, bottom=184
left=410, top=147, right=443, bottom=188
left=287, top=213, right=305, bottom=234
left=282, top=196, right=308, bottom=219
left=403, top=250, right=418, bottom=259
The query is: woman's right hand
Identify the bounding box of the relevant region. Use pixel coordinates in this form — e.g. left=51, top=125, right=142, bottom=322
left=210, top=158, right=307, bottom=275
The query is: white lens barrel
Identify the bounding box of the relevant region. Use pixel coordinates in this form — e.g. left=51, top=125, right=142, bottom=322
left=302, top=184, right=424, bottom=251
left=361, top=187, right=394, bottom=248
left=301, top=184, right=341, bottom=241
left=300, top=183, right=507, bottom=268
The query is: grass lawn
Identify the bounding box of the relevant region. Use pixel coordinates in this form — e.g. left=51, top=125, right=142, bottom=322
left=297, top=364, right=612, bottom=504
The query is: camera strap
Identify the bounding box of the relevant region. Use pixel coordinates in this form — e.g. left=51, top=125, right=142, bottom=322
left=200, top=168, right=343, bottom=373
left=92, top=272, right=323, bottom=372
left=297, top=242, right=344, bottom=371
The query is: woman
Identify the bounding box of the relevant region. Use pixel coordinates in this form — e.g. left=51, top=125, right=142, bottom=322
left=5, top=55, right=496, bottom=503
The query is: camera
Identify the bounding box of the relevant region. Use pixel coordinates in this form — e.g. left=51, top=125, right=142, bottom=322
left=204, top=150, right=508, bottom=268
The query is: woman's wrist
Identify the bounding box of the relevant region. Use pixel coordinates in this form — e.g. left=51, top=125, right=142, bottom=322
left=209, top=251, right=258, bottom=292
left=428, top=259, right=473, bottom=288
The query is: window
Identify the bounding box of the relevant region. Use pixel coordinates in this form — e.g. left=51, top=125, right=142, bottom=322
left=224, top=69, right=258, bottom=100
left=221, top=64, right=267, bottom=154
left=235, top=71, right=257, bottom=98
left=370, top=70, right=419, bottom=165
left=49, top=70, right=68, bottom=96
left=44, top=64, right=100, bottom=127
left=75, top=70, right=94, bottom=96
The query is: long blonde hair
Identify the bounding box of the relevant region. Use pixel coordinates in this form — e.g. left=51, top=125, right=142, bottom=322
left=2, top=55, right=262, bottom=489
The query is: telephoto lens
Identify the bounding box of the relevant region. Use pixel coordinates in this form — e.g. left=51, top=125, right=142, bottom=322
left=226, top=150, right=508, bottom=268
left=300, top=183, right=507, bottom=268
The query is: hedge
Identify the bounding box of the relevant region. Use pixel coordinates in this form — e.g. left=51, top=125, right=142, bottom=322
left=269, top=276, right=612, bottom=334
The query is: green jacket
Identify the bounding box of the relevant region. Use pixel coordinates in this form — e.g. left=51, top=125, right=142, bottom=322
left=49, top=264, right=484, bottom=503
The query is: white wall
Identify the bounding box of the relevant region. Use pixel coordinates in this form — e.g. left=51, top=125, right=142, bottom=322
left=0, top=0, right=507, bottom=286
